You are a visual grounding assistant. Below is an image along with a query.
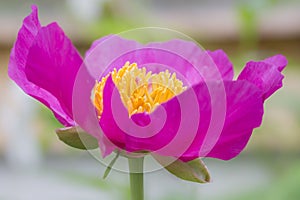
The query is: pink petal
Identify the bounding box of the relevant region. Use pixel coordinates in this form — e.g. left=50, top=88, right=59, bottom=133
left=174, top=80, right=264, bottom=161
left=263, top=54, right=287, bottom=72
left=146, top=40, right=232, bottom=84
left=238, top=55, right=287, bottom=100
left=25, top=22, right=83, bottom=120
left=84, top=35, right=141, bottom=80
left=8, top=5, right=75, bottom=126
left=84, top=36, right=231, bottom=87
left=207, top=49, right=234, bottom=80
left=71, top=63, right=115, bottom=155
left=201, top=80, right=264, bottom=160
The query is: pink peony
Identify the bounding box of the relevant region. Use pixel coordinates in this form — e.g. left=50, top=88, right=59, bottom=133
left=9, top=6, right=287, bottom=166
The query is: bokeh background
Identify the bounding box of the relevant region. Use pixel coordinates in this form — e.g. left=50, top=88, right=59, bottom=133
left=0, top=0, right=300, bottom=199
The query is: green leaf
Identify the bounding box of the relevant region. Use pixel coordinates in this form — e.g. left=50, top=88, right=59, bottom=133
left=55, top=126, right=98, bottom=150
left=153, top=155, right=210, bottom=183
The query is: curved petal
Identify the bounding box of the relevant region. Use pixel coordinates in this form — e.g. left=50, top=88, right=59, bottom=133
left=71, top=62, right=116, bottom=156
left=25, top=22, right=83, bottom=121
left=99, top=76, right=182, bottom=152
left=8, top=5, right=75, bottom=126
left=179, top=80, right=264, bottom=161
left=238, top=55, right=287, bottom=100
left=203, top=80, right=263, bottom=160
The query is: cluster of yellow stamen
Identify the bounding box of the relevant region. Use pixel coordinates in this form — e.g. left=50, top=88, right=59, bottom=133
left=92, top=62, right=186, bottom=118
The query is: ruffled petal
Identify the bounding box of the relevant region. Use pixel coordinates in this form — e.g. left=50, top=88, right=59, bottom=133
left=148, top=41, right=234, bottom=80
left=179, top=80, right=264, bottom=161
left=84, top=35, right=141, bottom=80
left=146, top=39, right=205, bottom=85
left=238, top=55, right=287, bottom=100
left=263, top=54, right=287, bottom=72
left=84, top=36, right=229, bottom=86
left=8, top=5, right=75, bottom=126
left=206, top=49, right=234, bottom=80
left=96, top=46, right=214, bottom=89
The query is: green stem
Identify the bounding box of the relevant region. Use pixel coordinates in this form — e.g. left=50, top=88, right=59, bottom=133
left=128, top=157, right=144, bottom=200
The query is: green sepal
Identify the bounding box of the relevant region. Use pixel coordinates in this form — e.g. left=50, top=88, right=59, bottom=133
left=55, top=126, right=99, bottom=150
left=154, top=155, right=210, bottom=183
left=103, top=151, right=120, bottom=179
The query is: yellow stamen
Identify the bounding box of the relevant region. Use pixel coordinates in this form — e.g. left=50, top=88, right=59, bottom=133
left=92, top=62, right=186, bottom=118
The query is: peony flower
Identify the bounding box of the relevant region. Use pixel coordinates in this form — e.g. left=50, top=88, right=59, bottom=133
left=9, top=5, right=287, bottom=184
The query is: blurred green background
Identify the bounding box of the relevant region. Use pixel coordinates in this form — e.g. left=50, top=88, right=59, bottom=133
left=0, top=0, right=299, bottom=200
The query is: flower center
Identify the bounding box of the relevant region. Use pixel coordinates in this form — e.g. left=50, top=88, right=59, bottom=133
left=92, top=62, right=186, bottom=118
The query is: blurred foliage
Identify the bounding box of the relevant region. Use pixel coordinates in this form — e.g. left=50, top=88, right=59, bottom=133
left=229, top=161, right=300, bottom=200
left=87, top=1, right=140, bottom=40
left=237, top=4, right=258, bottom=49
left=62, top=170, right=131, bottom=200
left=37, top=105, right=63, bottom=152
left=237, top=0, right=281, bottom=50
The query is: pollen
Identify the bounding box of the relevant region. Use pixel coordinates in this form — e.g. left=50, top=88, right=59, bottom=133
left=92, top=61, right=186, bottom=118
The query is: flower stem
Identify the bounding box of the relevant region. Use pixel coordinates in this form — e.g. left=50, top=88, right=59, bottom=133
left=128, top=157, right=144, bottom=200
